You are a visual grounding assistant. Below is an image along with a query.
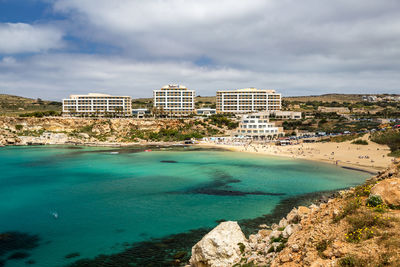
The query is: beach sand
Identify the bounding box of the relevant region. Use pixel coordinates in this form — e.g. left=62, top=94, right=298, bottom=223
left=197, top=135, right=395, bottom=173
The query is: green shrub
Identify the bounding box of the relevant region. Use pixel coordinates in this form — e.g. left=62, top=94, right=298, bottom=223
left=15, top=124, right=23, bottom=131
left=237, top=242, right=246, bottom=254
left=354, top=183, right=374, bottom=197
left=207, top=114, right=238, bottom=129
left=19, top=110, right=60, bottom=117
left=371, top=129, right=400, bottom=152
left=339, top=255, right=367, bottom=267
left=328, top=134, right=363, bottom=143
left=388, top=150, right=400, bottom=158
left=333, top=198, right=361, bottom=222
left=366, top=195, right=383, bottom=207
left=316, top=239, right=329, bottom=253
left=351, top=139, right=368, bottom=145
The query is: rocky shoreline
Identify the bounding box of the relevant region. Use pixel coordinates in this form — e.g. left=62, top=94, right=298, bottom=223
left=188, top=162, right=400, bottom=267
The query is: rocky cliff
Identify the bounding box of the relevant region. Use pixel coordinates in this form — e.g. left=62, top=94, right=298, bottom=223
left=0, top=117, right=225, bottom=146
left=189, top=162, right=400, bottom=267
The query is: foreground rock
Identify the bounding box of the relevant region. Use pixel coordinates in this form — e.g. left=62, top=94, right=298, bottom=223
left=371, top=178, right=400, bottom=207
left=189, top=221, right=248, bottom=267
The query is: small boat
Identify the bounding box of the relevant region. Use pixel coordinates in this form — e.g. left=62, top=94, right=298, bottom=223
left=144, top=149, right=152, bottom=152
left=109, top=152, right=119, bottom=154
left=52, top=212, right=59, bottom=219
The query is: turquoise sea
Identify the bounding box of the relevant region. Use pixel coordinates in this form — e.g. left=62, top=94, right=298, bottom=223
left=0, top=146, right=368, bottom=267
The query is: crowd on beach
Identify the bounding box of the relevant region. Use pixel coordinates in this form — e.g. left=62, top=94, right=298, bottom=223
left=200, top=136, right=395, bottom=173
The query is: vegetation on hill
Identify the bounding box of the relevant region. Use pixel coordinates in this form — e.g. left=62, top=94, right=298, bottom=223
left=326, top=133, right=365, bottom=143
left=19, top=111, right=61, bottom=117
left=0, top=94, right=61, bottom=116
left=206, top=114, right=238, bottom=130
left=131, top=98, right=153, bottom=109
left=351, top=139, right=368, bottom=145
left=284, top=94, right=364, bottom=103
left=371, top=129, right=400, bottom=157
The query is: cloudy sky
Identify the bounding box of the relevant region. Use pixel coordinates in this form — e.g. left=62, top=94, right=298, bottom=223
left=0, top=0, right=399, bottom=100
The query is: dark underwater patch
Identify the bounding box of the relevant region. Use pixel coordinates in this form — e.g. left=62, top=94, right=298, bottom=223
left=160, top=160, right=178, bottom=163
left=0, top=232, right=40, bottom=257
left=189, top=188, right=286, bottom=196
left=65, top=252, right=80, bottom=259
left=170, top=169, right=286, bottom=197
left=67, top=228, right=209, bottom=267
left=8, top=251, right=30, bottom=260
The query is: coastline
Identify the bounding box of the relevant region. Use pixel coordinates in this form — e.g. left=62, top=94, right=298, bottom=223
left=3, top=137, right=393, bottom=174
left=195, top=139, right=395, bottom=174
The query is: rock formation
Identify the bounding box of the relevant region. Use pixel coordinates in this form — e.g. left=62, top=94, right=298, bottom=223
left=189, top=221, right=248, bottom=267
left=371, top=178, right=400, bottom=207
left=0, top=117, right=224, bottom=146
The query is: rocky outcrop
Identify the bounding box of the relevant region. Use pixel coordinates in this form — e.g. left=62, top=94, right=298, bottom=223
left=241, top=206, right=310, bottom=266
left=0, top=129, right=19, bottom=146
left=189, top=221, right=248, bottom=267
left=188, top=162, right=400, bottom=267
left=0, top=117, right=223, bottom=145
left=371, top=178, right=400, bottom=207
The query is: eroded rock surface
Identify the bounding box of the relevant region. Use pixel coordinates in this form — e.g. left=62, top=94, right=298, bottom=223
left=189, top=221, right=248, bottom=267
left=371, top=178, right=400, bottom=207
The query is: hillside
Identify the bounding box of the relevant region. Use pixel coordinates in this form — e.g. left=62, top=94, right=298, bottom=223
left=1, top=93, right=398, bottom=116
left=131, top=96, right=216, bottom=109
left=0, top=94, right=61, bottom=116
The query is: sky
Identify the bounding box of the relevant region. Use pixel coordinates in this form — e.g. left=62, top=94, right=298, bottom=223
left=0, top=0, right=400, bottom=100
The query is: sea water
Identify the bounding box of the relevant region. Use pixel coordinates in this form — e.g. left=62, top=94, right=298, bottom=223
left=0, top=146, right=368, bottom=266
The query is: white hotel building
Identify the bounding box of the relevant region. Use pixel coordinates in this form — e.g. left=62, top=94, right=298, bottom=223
left=236, top=113, right=284, bottom=139
left=62, top=93, right=132, bottom=117
left=153, top=84, right=195, bottom=116
left=216, top=88, right=281, bottom=114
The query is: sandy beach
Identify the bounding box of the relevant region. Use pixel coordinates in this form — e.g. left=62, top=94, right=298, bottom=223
left=197, top=135, right=395, bottom=173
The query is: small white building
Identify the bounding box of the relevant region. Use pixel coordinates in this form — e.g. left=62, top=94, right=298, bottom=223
left=196, top=108, right=216, bottom=116
left=267, top=111, right=302, bottom=120
left=235, top=113, right=284, bottom=140
left=132, top=108, right=149, bottom=118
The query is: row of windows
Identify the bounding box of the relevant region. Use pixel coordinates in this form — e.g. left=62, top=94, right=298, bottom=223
left=155, top=104, right=194, bottom=107
left=155, top=93, right=193, bottom=97
left=160, top=88, right=187, bottom=91
left=240, top=124, right=274, bottom=129
left=243, top=120, right=269, bottom=123
left=221, top=101, right=279, bottom=104
left=240, top=129, right=278, bottom=134
left=74, top=96, right=130, bottom=99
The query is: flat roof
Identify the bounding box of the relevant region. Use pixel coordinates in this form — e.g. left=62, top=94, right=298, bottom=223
left=217, top=88, right=277, bottom=93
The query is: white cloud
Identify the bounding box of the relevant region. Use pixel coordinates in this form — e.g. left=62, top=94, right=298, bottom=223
left=1, top=56, right=17, bottom=64
left=51, top=0, right=400, bottom=72
left=0, top=23, right=64, bottom=54
left=0, top=54, right=399, bottom=100
left=1, top=0, right=400, bottom=98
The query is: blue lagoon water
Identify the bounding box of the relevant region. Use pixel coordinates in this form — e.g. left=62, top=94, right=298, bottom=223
left=0, top=146, right=368, bottom=266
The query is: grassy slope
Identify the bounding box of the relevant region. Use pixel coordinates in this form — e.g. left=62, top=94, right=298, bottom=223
left=0, top=94, right=61, bottom=116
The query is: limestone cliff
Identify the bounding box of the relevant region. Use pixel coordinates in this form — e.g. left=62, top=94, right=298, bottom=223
left=0, top=117, right=225, bottom=146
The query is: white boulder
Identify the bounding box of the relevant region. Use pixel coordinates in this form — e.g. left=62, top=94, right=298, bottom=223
left=190, top=221, right=248, bottom=267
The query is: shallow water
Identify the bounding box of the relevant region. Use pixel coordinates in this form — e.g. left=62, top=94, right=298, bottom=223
left=0, top=146, right=368, bottom=267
